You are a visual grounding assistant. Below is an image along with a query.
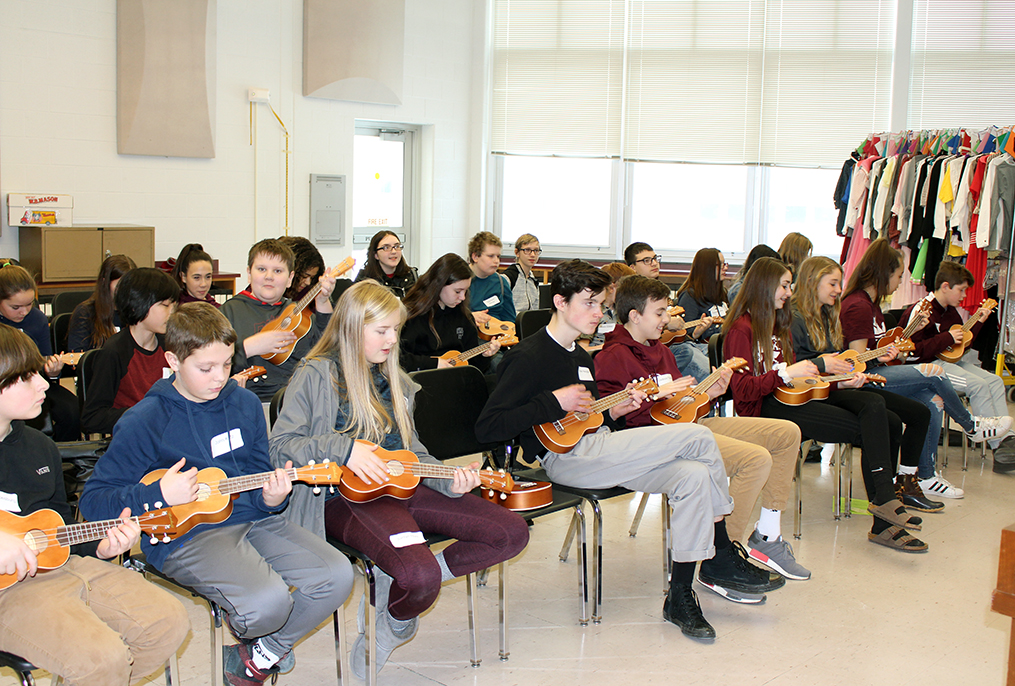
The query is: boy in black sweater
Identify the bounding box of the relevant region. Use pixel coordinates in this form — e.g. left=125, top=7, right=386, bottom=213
left=0, top=324, right=188, bottom=685
left=476, top=260, right=776, bottom=641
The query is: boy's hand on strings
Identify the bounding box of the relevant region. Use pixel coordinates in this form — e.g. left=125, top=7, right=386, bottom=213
left=245, top=329, right=298, bottom=357
left=552, top=384, right=594, bottom=414
left=949, top=328, right=964, bottom=344
left=706, top=366, right=733, bottom=399
left=609, top=381, right=647, bottom=420
left=450, top=461, right=482, bottom=494
left=347, top=442, right=390, bottom=485
left=44, top=355, right=64, bottom=377
left=0, top=530, right=38, bottom=581
left=160, top=457, right=200, bottom=506
left=261, top=461, right=293, bottom=508
left=96, top=508, right=140, bottom=559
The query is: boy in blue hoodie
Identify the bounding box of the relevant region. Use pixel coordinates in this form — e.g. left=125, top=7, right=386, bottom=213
left=80, top=302, right=353, bottom=686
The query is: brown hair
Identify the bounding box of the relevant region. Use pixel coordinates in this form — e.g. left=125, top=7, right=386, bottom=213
left=722, top=257, right=794, bottom=370
left=677, top=247, right=727, bottom=305
left=0, top=264, right=36, bottom=302
left=82, top=255, right=136, bottom=349
left=843, top=237, right=902, bottom=302
left=934, top=260, right=974, bottom=291
left=601, top=262, right=635, bottom=283
left=514, top=234, right=540, bottom=252
left=0, top=324, right=44, bottom=392
left=550, top=260, right=612, bottom=310
left=278, top=236, right=326, bottom=300
left=402, top=253, right=474, bottom=346
left=791, top=256, right=843, bottom=351
left=247, top=238, right=295, bottom=272
left=360, top=230, right=413, bottom=281
left=778, top=233, right=813, bottom=276
left=165, top=302, right=238, bottom=362
left=467, top=232, right=502, bottom=263
left=615, top=275, right=671, bottom=325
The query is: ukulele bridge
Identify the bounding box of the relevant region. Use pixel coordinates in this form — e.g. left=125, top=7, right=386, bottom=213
left=551, top=421, right=566, bottom=436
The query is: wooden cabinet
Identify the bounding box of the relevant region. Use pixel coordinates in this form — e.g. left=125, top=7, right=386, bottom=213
left=19, top=225, right=154, bottom=282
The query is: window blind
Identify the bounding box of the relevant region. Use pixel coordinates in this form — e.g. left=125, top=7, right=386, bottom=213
left=909, top=0, right=1015, bottom=130
left=491, top=0, right=894, bottom=167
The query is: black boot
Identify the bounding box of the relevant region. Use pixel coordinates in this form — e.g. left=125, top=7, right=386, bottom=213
left=663, top=581, right=715, bottom=640
left=698, top=541, right=783, bottom=602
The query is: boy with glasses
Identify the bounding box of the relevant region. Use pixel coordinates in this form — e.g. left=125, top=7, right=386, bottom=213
left=503, top=233, right=542, bottom=313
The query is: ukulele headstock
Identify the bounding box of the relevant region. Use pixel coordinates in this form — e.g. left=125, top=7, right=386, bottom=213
left=139, top=507, right=181, bottom=542
left=298, top=460, right=343, bottom=485
left=481, top=469, right=514, bottom=493
left=236, top=366, right=268, bottom=383
left=724, top=357, right=748, bottom=372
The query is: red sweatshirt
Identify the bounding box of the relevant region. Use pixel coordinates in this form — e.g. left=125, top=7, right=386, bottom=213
left=722, top=314, right=787, bottom=418
left=593, top=325, right=682, bottom=428
left=901, top=294, right=984, bottom=363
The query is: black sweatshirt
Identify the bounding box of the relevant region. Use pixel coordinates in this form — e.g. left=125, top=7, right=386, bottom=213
left=476, top=327, right=619, bottom=461
left=0, top=421, right=98, bottom=557
left=400, top=305, right=490, bottom=373
left=82, top=329, right=169, bottom=435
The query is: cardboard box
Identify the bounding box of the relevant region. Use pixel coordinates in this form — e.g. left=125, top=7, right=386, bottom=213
left=8, top=194, right=73, bottom=227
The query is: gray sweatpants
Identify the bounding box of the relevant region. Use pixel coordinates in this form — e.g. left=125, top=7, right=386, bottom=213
left=541, top=423, right=731, bottom=563
left=161, top=515, right=354, bottom=658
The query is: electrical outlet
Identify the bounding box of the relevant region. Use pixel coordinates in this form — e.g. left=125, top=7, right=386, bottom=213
left=248, top=88, right=270, bottom=104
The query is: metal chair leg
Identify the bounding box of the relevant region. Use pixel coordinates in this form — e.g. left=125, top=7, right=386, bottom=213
left=332, top=602, right=348, bottom=686
left=574, top=503, right=589, bottom=626
left=942, top=412, right=949, bottom=469
left=477, top=567, right=490, bottom=587
left=629, top=492, right=650, bottom=537
left=793, top=447, right=803, bottom=539
left=661, top=500, right=669, bottom=593
left=465, top=573, right=481, bottom=667
left=498, top=561, right=509, bottom=661
left=362, top=562, right=377, bottom=686
left=590, top=499, right=604, bottom=625
left=164, top=651, right=180, bottom=685
left=559, top=511, right=579, bottom=562
left=844, top=446, right=854, bottom=518
left=208, top=600, right=224, bottom=685
left=833, top=443, right=842, bottom=520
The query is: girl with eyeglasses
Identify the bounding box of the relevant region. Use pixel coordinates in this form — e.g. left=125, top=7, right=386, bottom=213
left=355, top=230, right=418, bottom=299
left=503, top=233, right=541, bottom=313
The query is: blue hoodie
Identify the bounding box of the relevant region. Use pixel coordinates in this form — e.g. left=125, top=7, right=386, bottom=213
left=79, top=376, right=281, bottom=570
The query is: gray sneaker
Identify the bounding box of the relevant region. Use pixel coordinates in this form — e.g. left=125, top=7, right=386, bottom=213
left=746, top=530, right=811, bottom=581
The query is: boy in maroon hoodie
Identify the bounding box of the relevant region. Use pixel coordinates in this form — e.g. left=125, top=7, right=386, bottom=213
left=595, top=276, right=808, bottom=580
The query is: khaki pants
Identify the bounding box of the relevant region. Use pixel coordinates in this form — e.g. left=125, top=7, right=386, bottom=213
left=0, top=555, right=189, bottom=686
left=701, top=416, right=801, bottom=542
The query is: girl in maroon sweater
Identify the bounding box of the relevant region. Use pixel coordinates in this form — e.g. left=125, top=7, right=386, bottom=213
left=722, top=257, right=927, bottom=552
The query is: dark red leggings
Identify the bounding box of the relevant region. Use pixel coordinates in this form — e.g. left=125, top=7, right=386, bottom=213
left=324, top=485, right=529, bottom=621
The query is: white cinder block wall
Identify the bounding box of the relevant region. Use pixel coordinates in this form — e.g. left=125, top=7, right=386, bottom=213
left=0, top=0, right=486, bottom=276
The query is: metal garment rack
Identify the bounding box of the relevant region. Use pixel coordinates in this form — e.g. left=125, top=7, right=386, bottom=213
left=993, top=206, right=1015, bottom=398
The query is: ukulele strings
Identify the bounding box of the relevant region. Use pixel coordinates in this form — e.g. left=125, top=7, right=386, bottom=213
left=556, top=386, right=642, bottom=428
left=45, top=515, right=149, bottom=546
left=662, top=367, right=724, bottom=417
left=214, top=467, right=311, bottom=495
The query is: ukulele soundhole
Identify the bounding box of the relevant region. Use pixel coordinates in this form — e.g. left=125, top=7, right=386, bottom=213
left=281, top=317, right=292, bottom=328
left=24, top=529, right=47, bottom=553
left=804, top=379, right=817, bottom=386
left=196, top=483, right=212, bottom=502
left=386, top=461, right=405, bottom=477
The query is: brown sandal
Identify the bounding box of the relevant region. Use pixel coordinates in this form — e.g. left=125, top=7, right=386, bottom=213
left=868, top=525, right=929, bottom=553
left=867, top=499, right=922, bottom=531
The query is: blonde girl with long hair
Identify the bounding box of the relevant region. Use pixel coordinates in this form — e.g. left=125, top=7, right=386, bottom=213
left=269, top=280, right=528, bottom=678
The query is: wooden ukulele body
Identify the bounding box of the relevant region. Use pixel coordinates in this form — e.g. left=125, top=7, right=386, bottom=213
left=259, top=305, right=312, bottom=365
left=481, top=480, right=552, bottom=511
left=477, top=317, right=516, bottom=341
left=534, top=412, right=603, bottom=454
left=0, top=509, right=69, bottom=585
left=877, top=328, right=906, bottom=365
left=773, top=376, right=831, bottom=406
left=141, top=467, right=236, bottom=535
left=338, top=448, right=422, bottom=502
left=649, top=391, right=710, bottom=424
left=937, top=326, right=973, bottom=363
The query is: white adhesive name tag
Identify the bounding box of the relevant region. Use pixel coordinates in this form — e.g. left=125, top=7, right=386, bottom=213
left=598, top=322, right=616, bottom=334
left=483, top=295, right=501, bottom=308
left=389, top=531, right=426, bottom=548
left=578, top=366, right=594, bottom=381
left=210, top=428, right=245, bottom=458
left=162, top=367, right=173, bottom=379
left=0, top=491, right=20, bottom=513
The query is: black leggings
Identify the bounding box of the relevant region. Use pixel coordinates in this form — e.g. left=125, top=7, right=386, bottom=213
left=761, top=389, right=899, bottom=505
left=862, top=387, right=931, bottom=470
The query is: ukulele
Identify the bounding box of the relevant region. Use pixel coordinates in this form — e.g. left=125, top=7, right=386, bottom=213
left=432, top=335, right=519, bottom=367
left=937, top=298, right=997, bottom=363
left=481, top=479, right=552, bottom=511
left=55, top=352, right=84, bottom=366
left=822, top=340, right=914, bottom=375
left=534, top=376, right=662, bottom=454
left=235, top=365, right=267, bottom=384
left=655, top=305, right=686, bottom=345
left=140, top=461, right=344, bottom=535
left=477, top=316, right=516, bottom=341
left=337, top=442, right=514, bottom=502
left=0, top=507, right=179, bottom=590
left=649, top=358, right=747, bottom=425
left=774, top=373, right=887, bottom=406
left=877, top=299, right=931, bottom=365
left=660, top=317, right=723, bottom=345
left=259, top=256, right=355, bottom=365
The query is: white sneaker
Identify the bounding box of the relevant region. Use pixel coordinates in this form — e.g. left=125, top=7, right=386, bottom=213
left=919, top=472, right=964, bottom=499
left=967, top=416, right=1013, bottom=444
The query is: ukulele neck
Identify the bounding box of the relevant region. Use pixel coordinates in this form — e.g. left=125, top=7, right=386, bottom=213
left=217, top=468, right=301, bottom=495
left=56, top=516, right=142, bottom=547
left=455, top=341, right=492, bottom=363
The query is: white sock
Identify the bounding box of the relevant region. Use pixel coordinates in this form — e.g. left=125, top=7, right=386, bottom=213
left=898, top=465, right=917, bottom=475
left=434, top=551, right=455, bottom=583
left=250, top=639, right=280, bottom=672
left=755, top=508, right=781, bottom=541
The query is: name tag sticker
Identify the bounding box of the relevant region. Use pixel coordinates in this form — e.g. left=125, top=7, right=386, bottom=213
left=483, top=295, right=501, bottom=308
left=598, top=322, right=616, bottom=334
left=162, top=367, right=173, bottom=379
left=578, top=366, right=594, bottom=381
left=389, top=531, right=426, bottom=548
left=210, top=429, right=245, bottom=458
left=0, top=491, right=20, bottom=513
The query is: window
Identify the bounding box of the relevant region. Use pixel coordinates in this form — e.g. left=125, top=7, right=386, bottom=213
left=763, top=167, right=842, bottom=259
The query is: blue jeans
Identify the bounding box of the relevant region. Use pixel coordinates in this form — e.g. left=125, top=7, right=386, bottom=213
left=670, top=341, right=710, bottom=384
left=878, top=363, right=973, bottom=478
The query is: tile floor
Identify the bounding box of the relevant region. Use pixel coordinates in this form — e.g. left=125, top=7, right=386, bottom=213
left=4, top=443, right=1013, bottom=686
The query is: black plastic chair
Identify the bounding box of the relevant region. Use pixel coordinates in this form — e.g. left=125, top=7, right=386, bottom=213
left=50, top=313, right=71, bottom=355
left=75, top=349, right=99, bottom=422
left=0, top=651, right=41, bottom=686
left=50, top=291, right=91, bottom=318
left=516, top=308, right=551, bottom=340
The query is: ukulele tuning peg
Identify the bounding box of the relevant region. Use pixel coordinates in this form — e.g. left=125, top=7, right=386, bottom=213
left=313, top=486, right=321, bottom=495
left=154, top=501, right=163, bottom=509
left=500, top=493, right=507, bottom=501
left=308, top=459, right=316, bottom=466
left=143, top=503, right=150, bottom=512
left=162, top=534, right=171, bottom=543
left=149, top=535, right=158, bottom=545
